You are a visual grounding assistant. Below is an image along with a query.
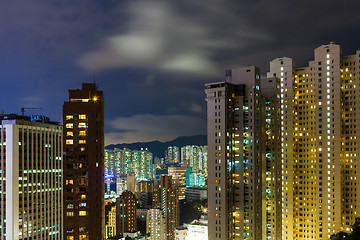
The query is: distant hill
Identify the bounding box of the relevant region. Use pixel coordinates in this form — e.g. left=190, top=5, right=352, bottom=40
left=106, top=135, right=207, bottom=158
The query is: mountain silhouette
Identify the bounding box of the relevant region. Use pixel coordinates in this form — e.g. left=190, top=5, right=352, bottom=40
left=106, top=135, right=207, bottom=158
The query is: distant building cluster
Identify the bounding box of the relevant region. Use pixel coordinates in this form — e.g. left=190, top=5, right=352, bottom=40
left=105, top=148, right=153, bottom=180
left=206, top=42, right=360, bottom=240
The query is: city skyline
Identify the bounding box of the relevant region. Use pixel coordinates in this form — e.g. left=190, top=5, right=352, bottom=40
left=1, top=1, right=360, bottom=144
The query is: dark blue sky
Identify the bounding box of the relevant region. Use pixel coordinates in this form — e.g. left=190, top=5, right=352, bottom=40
left=1, top=0, right=360, bottom=144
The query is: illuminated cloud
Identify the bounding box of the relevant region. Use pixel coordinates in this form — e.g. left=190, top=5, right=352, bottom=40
left=78, top=0, right=270, bottom=77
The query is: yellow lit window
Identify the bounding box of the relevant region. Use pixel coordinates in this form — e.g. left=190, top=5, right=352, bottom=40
left=67, top=211, right=74, bottom=217
left=79, top=235, right=87, bottom=240
left=79, top=114, right=86, bottom=120
left=66, top=140, right=73, bottom=145
left=79, top=140, right=86, bottom=144
left=67, top=237, right=74, bottom=240
left=80, top=147, right=86, bottom=152
left=67, top=131, right=73, bottom=136
left=66, top=123, right=73, bottom=128
left=78, top=123, right=87, bottom=128
left=79, top=131, right=86, bottom=136
left=66, top=115, right=73, bottom=120
left=79, top=211, right=87, bottom=216
left=66, top=180, right=74, bottom=185
left=81, top=194, right=86, bottom=199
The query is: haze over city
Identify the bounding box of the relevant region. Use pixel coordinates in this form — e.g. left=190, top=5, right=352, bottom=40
left=1, top=0, right=360, bottom=145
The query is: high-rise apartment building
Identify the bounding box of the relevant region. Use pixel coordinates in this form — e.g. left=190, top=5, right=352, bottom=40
left=105, top=148, right=154, bottom=182
left=63, top=83, right=104, bottom=240
left=147, top=208, right=166, bottom=240
left=207, top=42, right=360, bottom=240
left=152, top=175, right=179, bottom=240
left=168, top=167, right=186, bottom=200
left=206, top=66, right=281, bottom=240
left=267, top=42, right=360, bottom=239
left=118, top=191, right=137, bottom=234
left=166, top=146, right=180, bottom=165
left=0, top=114, right=63, bottom=240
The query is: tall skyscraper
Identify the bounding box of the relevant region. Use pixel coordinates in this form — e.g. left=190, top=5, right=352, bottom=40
left=206, top=66, right=281, bottom=240
left=63, top=83, right=104, bottom=240
left=0, top=114, right=63, bottom=239
left=267, top=42, right=360, bottom=239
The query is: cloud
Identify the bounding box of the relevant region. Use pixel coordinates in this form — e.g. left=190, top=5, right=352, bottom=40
left=78, top=0, right=270, bottom=77
left=105, top=114, right=206, bottom=145
left=190, top=103, right=204, bottom=113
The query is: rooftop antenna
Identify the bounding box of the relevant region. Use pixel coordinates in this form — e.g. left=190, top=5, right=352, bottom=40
left=93, top=72, right=99, bottom=88
left=21, top=107, right=43, bottom=116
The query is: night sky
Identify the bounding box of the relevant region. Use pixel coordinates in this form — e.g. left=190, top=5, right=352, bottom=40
left=1, top=0, right=360, bottom=145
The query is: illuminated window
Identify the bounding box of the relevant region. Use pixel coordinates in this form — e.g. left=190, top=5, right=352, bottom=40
left=81, top=194, right=86, bottom=199
left=67, top=131, right=73, bottom=137
left=66, top=123, right=73, bottom=128
left=66, top=115, right=73, bottom=120
left=66, top=180, right=74, bottom=185
left=78, top=123, right=87, bottom=128
left=80, top=147, right=86, bottom=152
left=79, top=235, right=87, bottom=240
left=79, top=202, right=87, bottom=208
left=79, top=114, right=86, bottom=120
left=79, top=140, right=86, bottom=144
left=79, top=131, right=86, bottom=136
left=67, top=211, right=74, bottom=217
left=66, top=140, right=74, bottom=145
left=79, top=211, right=87, bottom=216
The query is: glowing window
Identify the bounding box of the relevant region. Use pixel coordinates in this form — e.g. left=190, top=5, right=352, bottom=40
left=79, top=235, right=87, bottom=240
left=66, top=123, right=73, bottom=128
left=79, top=211, right=87, bottom=216
left=67, top=211, right=74, bottom=217
left=66, top=140, right=73, bottom=145
left=66, top=180, right=74, bottom=185
left=67, top=131, right=73, bottom=137
left=79, top=140, right=86, bottom=144
left=81, top=194, right=86, bottom=199
left=66, top=115, right=73, bottom=120
left=79, top=202, right=87, bottom=208
left=79, top=131, right=86, bottom=136
left=79, top=114, right=86, bottom=120
left=78, top=123, right=87, bottom=128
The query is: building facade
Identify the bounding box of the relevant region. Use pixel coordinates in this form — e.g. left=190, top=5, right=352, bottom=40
left=63, top=83, right=105, bottom=240
left=147, top=208, right=166, bottom=240
left=0, top=115, right=63, bottom=240
left=206, top=66, right=268, bottom=240
left=267, top=42, right=360, bottom=240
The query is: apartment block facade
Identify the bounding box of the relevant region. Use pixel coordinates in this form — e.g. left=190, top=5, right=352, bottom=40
left=267, top=42, right=360, bottom=240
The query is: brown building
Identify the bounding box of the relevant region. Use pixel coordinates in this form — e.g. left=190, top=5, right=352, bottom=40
left=157, top=175, right=179, bottom=240
left=63, top=83, right=105, bottom=240
left=117, top=191, right=137, bottom=235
